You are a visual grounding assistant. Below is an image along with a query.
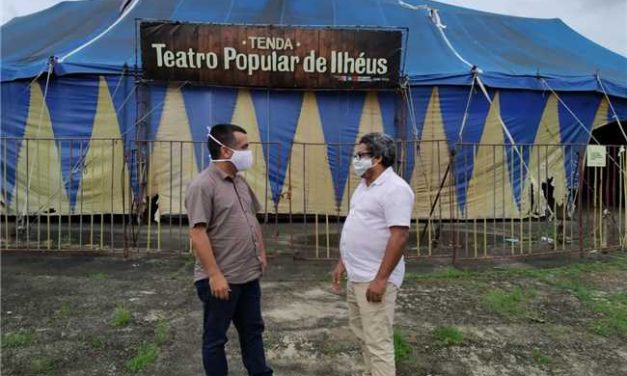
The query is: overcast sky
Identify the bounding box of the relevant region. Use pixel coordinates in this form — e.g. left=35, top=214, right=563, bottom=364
left=2, top=0, right=626, bottom=56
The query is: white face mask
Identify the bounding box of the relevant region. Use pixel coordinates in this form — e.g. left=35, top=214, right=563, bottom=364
left=352, top=157, right=374, bottom=177
left=208, top=133, right=254, bottom=171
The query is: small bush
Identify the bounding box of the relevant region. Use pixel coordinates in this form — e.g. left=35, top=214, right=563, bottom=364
left=126, top=343, right=159, bottom=372
left=113, top=306, right=132, bottom=328
left=393, top=329, right=412, bottom=362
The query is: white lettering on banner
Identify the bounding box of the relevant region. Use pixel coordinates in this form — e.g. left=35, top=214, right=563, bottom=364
left=163, top=50, right=175, bottom=67
left=248, top=37, right=294, bottom=50
left=303, top=50, right=327, bottom=73
left=175, top=51, right=188, bottom=68
left=150, top=43, right=389, bottom=76
left=224, top=48, right=300, bottom=75
left=330, top=51, right=388, bottom=75
left=152, top=43, right=166, bottom=67
left=152, top=43, right=220, bottom=69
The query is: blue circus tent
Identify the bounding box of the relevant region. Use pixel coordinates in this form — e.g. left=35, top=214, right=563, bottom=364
left=2, top=0, right=627, bottom=218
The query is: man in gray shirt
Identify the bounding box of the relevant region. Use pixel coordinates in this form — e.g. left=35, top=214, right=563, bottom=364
left=185, top=123, right=273, bottom=376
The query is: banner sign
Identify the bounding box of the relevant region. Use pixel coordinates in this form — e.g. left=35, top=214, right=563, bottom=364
left=140, top=22, right=402, bottom=89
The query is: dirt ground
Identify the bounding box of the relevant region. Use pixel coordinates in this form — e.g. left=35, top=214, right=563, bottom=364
left=1, top=251, right=626, bottom=376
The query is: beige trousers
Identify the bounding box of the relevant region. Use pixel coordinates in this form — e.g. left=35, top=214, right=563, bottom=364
left=347, top=281, right=398, bottom=376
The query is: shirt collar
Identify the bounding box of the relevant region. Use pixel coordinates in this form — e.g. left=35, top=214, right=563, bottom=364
left=210, top=163, right=235, bottom=181
left=369, top=167, right=393, bottom=187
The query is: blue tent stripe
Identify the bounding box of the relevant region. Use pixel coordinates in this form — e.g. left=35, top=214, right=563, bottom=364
left=404, top=87, right=432, bottom=181
left=181, top=86, right=238, bottom=170
left=439, top=86, right=494, bottom=213
left=316, top=91, right=366, bottom=206
left=43, top=76, right=99, bottom=210
left=377, top=91, right=398, bottom=138
left=105, top=75, right=137, bottom=145
left=500, top=90, right=548, bottom=207
left=609, top=97, right=627, bottom=123
left=1, top=80, right=31, bottom=206
left=558, top=93, right=602, bottom=188
left=106, top=75, right=138, bottom=196
left=146, top=83, right=169, bottom=142
left=250, top=89, right=304, bottom=204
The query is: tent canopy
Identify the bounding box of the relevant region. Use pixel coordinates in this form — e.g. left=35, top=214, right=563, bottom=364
left=2, top=0, right=627, bottom=97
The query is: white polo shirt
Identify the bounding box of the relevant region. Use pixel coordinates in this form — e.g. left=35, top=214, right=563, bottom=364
left=340, top=167, right=415, bottom=288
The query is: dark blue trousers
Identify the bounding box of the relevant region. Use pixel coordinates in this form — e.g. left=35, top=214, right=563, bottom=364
left=195, top=278, right=273, bottom=376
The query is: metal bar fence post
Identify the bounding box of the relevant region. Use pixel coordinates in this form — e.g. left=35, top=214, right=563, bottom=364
left=450, top=148, right=457, bottom=264
left=36, top=140, right=41, bottom=250
left=122, top=140, right=129, bottom=256
left=578, top=147, right=585, bottom=258
left=169, top=141, right=173, bottom=247
left=99, top=141, right=105, bottom=250
left=79, top=141, right=84, bottom=249
left=58, top=140, right=63, bottom=250
left=3, top=139, right=9, bottom=249
left=110, top=139, right=115, bottom=249
left=25, top=138, right=30, bottom=249
left=593, top=167, right=597, bottom=249
left=147, top=140, right=153, bottom=251
left=179, top=141, right=184, bottom=253
left=69, top=140, right=74, bottom=247
left=519, top=145, right=524, bottom=255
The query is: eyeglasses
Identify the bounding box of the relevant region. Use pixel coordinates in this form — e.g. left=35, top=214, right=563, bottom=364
left=353, top=152, right=372, bottom=160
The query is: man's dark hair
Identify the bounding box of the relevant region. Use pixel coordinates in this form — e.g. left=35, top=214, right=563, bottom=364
left=358, top=132, right=396, bottom=168
left=207, top=123, right=247, bottom=160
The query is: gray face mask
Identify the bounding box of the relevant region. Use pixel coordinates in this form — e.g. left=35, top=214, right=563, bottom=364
left=208, top=132, right=254, bottom=171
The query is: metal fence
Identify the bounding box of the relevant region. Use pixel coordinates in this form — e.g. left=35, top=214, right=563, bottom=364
left=1, top=137, right=625, bottom=260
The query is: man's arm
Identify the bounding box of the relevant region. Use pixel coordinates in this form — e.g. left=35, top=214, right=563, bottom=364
left=366, top=226, right=409, bottom=302
left=254, top=221, right=268, bottom=272
left=189, top=225, right=230, bottom=300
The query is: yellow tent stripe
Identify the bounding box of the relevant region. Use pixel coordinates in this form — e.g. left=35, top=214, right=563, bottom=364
left=77, top=76, right=130, bottom=214
left=12, top=82, right=69, bottom=214
left=149, top=84, right=198, bottom=215
left=232, top=89, right=272, bottom=213
left=465, top=92, right=519, bottom=219
left=279, top=92, right=336, bottom=214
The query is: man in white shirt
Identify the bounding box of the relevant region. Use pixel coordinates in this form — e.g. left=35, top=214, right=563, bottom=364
left=332, top=132, right=414, bottom=376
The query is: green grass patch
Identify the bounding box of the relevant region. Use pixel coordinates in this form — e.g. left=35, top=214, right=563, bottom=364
left=484, top=286, right=536, bottom=320
left=30, top=357, right=56, bottom=374
left=393, top=329, right=412, bottom=362
left=531, top=348, right=551, bottom=366
left=554, top=279, right=593, bottom=302
left=555, top=279, right=627, bottom=338
left=88, top=336, right=105, bottom=350
left=432, top=326, right=465, bottom=346
left=405, top=253, right=627, bottom=282
left=126, top=342, right=159, bottom=372
left=588, top=292, right=627, bottom=338
left=88, top=272, right=108, bottom=280
left=155, top=320, right=168, bottom=345
left=2, top=330, right=34, bottom=348
left=55, top=302, right=73, bottom=319
left=113, top=306, right=132, bottom=328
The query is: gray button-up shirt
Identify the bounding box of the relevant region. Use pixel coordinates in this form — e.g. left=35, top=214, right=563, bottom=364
left=185, top=164, right=262, bottom=284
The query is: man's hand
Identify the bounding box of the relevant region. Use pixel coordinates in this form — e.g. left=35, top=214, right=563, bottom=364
left=332, top=260, right=346, bottom=292
left=209, top=272, right=231, bottom=300
left=258, top=252, right=268, bottom=273
left=366, top=277, right=387, bottom=303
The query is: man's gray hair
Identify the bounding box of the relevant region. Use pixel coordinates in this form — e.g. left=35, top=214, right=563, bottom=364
left=358, top=132, right=396, bottom=168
